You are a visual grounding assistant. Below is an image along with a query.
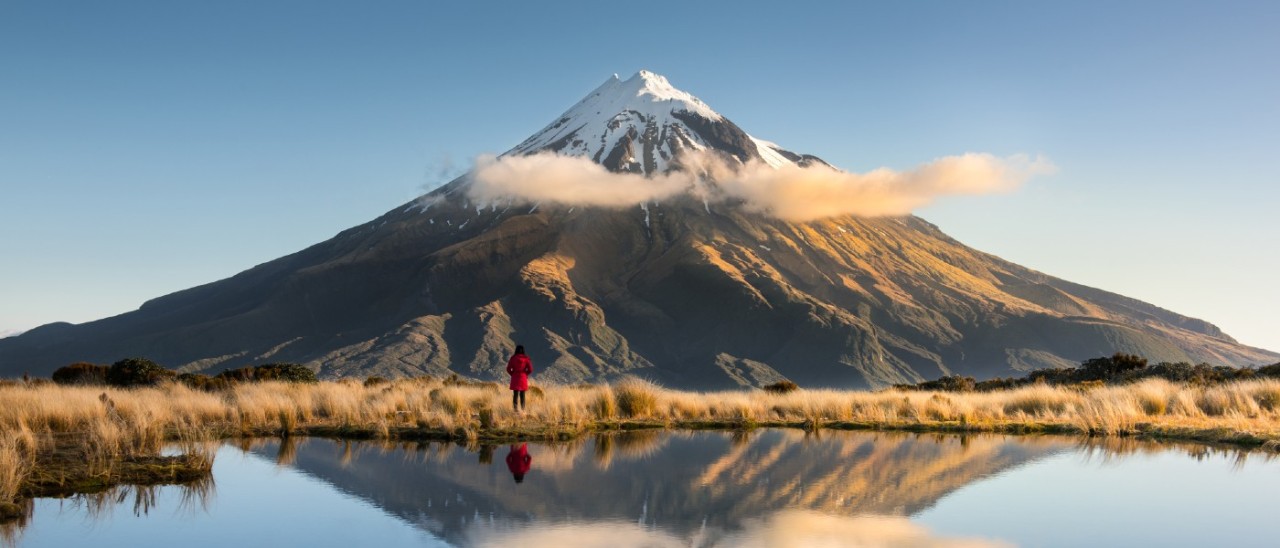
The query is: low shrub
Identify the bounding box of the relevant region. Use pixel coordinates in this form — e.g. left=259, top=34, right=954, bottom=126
left=252, top=363, right=317, bottom=383
left=105, top=358, right=175, bottom=387
left=1079, top=353, right=1148, bottom=381
left=898, top=355, right=1274, bottom=393
left=974, top=377, right=1020, bottom=391
left=214, top=363, right=317, bottom=384
left=177, top=373, right=231, bottom=392
left=215, top=367, right=255, bottom=383
left=52, top=362, right=108, bottom=385
left=896, top=375, right=976, bottom=392
left=1257, top=363, right=1280, bottom=378
left=364, top=376, right=389, bottom=387
left=762, top=380, right=799, bottom=394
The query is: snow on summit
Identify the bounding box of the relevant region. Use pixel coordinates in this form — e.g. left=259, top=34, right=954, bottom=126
left=507, top=70, right=807, bottom=174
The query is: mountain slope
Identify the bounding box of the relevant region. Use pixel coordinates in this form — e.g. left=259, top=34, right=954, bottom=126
left=1, top=71, right=1273, bottom=387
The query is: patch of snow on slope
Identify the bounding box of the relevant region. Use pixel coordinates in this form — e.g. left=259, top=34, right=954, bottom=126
left=750, top=137, right=793, bottom=169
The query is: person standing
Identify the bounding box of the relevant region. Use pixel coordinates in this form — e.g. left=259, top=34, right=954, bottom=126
left=506, top=345, right=533, bottom=413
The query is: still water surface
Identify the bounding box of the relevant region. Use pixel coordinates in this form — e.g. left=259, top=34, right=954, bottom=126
left=7, top=430, right=1280, bottom=547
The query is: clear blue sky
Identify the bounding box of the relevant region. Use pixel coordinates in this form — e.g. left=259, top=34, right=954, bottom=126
left=2, top=1, right=1277, bottom=353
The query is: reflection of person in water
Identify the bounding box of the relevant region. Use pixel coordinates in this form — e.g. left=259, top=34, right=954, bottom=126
left=505, top=443, right=532, bottom=484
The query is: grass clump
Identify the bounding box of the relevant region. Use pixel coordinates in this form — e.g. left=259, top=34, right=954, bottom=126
left=615, top=379, right=659, bottom=418
left=591, top=388, right=618, bottom=419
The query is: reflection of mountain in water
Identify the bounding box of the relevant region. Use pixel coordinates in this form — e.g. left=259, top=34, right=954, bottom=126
left=247, top=430, right=1070, bottom=544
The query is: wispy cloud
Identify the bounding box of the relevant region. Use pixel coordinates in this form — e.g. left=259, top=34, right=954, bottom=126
left=467, top=153, right=692, bottom=207
left=465, top=151, right=1053, bottom=221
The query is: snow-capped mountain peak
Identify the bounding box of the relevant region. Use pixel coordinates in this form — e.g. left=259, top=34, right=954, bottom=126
left=506, top=70, right=822, bottom=174
left=604, top=70, right=723, bottom=121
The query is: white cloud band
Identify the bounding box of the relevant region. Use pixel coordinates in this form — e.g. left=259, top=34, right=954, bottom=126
left=465, top=151, right=1053, bottom=221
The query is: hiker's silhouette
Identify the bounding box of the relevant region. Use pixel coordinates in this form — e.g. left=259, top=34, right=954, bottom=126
left=505, top=443, right=532, bottom=484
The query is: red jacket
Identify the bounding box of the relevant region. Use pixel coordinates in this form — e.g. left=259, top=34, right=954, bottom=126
left=506, top=443, right=532, bottom=477
left=506, top=353, right=532, bottom=391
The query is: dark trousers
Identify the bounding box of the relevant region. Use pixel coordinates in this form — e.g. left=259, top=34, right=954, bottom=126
left=512, top=390, right=526, bottom=410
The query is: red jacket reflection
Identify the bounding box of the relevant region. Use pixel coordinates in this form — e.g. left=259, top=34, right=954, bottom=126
left=506, top=443, right=532, bottom=482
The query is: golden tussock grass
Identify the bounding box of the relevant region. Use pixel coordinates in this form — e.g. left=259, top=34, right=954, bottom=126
left=2, top=376, right=1280, bottom=513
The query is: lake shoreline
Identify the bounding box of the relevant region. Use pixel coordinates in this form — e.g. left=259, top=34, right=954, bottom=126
left=245, top=416, right=1280, bottom=450
left=4, top=377, right=1280, bottom=521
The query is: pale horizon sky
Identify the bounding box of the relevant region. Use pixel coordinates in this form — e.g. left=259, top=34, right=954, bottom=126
left=1, top=1, right=1277, bottom=355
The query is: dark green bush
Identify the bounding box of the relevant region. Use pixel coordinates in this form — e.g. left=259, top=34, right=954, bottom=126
left=897, top=354, right=1273, bottom=393
left=177, top=373, right=231, bottom=391
left=1026, top=368, right=1076, bottom=385
left=974, top=377, right=1020, bottom=391
left=52, top=362, right=108, bottom=385
left=215, top=367, right=255, bottom=382
left=1079, top=353, right=1148, bottom=381
left=252, top=363, right=317, bottom=383
left=894, top=375, right=975, bottom=392
left=106, top=358, right=175, bottom=387
left=762, top=380, right=800, bottom=394
left=214, top=363, right=317, bottom=384
left=363, top=376, right=388, bottom=387
left=1257, top=363, right=1280, bottom=378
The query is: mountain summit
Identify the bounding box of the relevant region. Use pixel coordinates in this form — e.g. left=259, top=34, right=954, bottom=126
left=1, top=72, right=1274, bottom=386
left=506, top=70, right=822, bottom=174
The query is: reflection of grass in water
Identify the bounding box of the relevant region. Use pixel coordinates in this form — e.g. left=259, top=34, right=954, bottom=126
left=338, top=440, right=355, bottom=468
left=612, top=430, right=666, bottom=459
left=1076, top=435, right=1278, bottom=470
left=0, top=475, right=216, bottom=547
left=592, top=434, right=613, bottom=468
left=275, top=436, right=301, bottom=466
left=176, top=473, right=217, bottom=517
left=72, top=476, right=215, bottom=523
left=590, top=430, right=668, bottom=470
left=0, top=499, right=30, bottom=547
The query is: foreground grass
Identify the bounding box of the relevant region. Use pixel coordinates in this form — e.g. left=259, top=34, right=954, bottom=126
left=2, top=376, right=1280, bottom=517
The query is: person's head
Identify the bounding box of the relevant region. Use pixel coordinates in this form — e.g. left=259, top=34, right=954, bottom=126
left=514, top=345, right=525, bottom=355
